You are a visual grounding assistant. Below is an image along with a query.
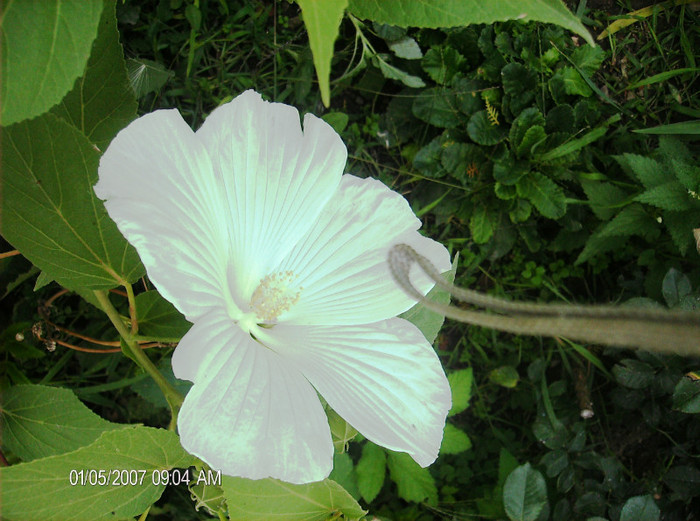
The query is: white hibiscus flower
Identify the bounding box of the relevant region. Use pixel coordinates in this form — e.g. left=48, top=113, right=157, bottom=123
left=94, top=90, right=452, bottom=484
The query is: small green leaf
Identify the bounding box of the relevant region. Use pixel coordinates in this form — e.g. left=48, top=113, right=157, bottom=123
left=619, top=495, right=660, bottom=521
left=321, top=111, right=350, bottom=133
left=375, top=55, right=426, bottom=88
left=50, top=0, right=137, bottom=151
left=440, top=423, right=472, bottom=454
left=189, top=481, right=226, bottom=517
left=132, top=358, right=192, bottom=409
left=0, top=113, right=145, bottom=290
left=356, top=442, right=387, bottom=503
left=509, top=107, right=545, bottom=151
left=597, top=204, right=658, bottom=239
left=662, top=268, right=692, bottom=308
left=468, top=110, right=507, bottom=145
left=470, top=204, right=496, bottom=244
left=413, top=88, right=462, bottom=128
left=489, top=366, right=520, bottom=388
left=580, top=180, right=628, bottom=220
left=422, top=46, right=465, bottom=85
left=554, top=67, right=592, bottom=97
left=329, top=452, right=361, bottom=500
left=503, top=463, right=548, bottom=521
left=0, top=0, right=103, bottom=125
left=297, top=0, right=349, bottom=107
left=663, top=465, right=700, bottom=498
left=517, top=125, right=547, bottom=158
left=672, top=377, right=700, bottom=413
left=388, top=37, right=423, bottom=60
left=613, top=359, right=656, bottom=389
left=135, top=290, right=192, bottom=342
left=0, top=384, right=125, bottom=461
left=223, top=476, right=366, bottom=521
left=448, top=368, right=473, bottom=416
left=636, top=182, right=695, bottom=211
left=327, top=408, right=358, bottom=452
left=387, top=451, right=438, bottom=505
left=0, top=427, right=196, bottom=521
left=516, top=172, right=567, bottom=219
left=570, top=45, right=605, bottom=75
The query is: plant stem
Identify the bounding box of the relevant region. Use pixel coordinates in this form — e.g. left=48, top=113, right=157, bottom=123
left=125, top=282, right=138, bottom=335
left=94, top=290, right=183, bottom=430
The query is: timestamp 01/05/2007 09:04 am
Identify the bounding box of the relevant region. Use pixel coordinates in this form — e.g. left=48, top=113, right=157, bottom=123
left=68, top=467, right=222, bottom=487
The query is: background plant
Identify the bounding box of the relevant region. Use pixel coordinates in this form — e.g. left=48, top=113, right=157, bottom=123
left=2, top=0, right=700, bottom=520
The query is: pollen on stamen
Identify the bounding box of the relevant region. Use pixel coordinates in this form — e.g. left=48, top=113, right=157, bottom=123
left=249, top=271, right=301, bottom=322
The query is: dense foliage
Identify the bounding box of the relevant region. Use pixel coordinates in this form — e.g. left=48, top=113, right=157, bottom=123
left=1, top=0, right=699, bottom=520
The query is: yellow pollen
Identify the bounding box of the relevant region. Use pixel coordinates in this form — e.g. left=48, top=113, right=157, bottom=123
left=249, top=271, right=301, bottom=322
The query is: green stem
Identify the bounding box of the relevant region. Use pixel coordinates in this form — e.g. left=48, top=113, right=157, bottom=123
left=94, top=290, right=183, bottom=430
left=125, top=282, right=138, bottom=335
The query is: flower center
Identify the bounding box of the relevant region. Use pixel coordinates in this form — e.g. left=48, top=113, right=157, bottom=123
left=249, top=271, right=301, bottom=323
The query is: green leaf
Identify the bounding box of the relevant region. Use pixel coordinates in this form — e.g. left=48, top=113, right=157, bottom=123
left=223, top=476, right=366, bottom=521
left=441, top=142, right=483, bottom=184
left=387, top=451, right=438, bottom=505
left=613, top=359, right=656, bottom=389
left=327, top=407, right=359, bottom=452
left=135, top=291, right=192, bottom=342
left=0, top=0, right=103, bottom=125
left=663, top=465, right=700, bottom=498
left=672, top=377, right=700, bottom=413
left=539, top=120, right=613, bottom=162
left=503, top=463, right=548, bottom=521
left=636, top=182, right=695, bottom=211
left=570, top=45, right=605, bottom=75
left=662, top=268, right=692, bottom=308
left=0, top=427, right=196, bottom=521
left=0, top=113, right=144, bottom=290
left=509, top=107, right=545, bottom=152
left=517, top=125, right=547, bottom=158
left=189, top=480, right=226, bottom=517
left=467, top=110, right=507, bottom=145
left=616, top=153, right=666, bottom=189
left=422, top=46, right=465, bottom=85
left=516, top=172, right=567, bottom=219
left=580, top=180, right=628, bottom=220
left=388, top=36, right=423, bottom=60
left=297, top=0, right=349, bottom=107
left=634, top=120, right=700, bottom=135
left=597, top=204, right=658, bottom=239
left=399, top=255, right=458, bottom=344
left=347, top=0, right=593, bottom=45
left=126, top=58, right=175, bottom=98
left=0, top=384, right=125, bottom=462
left=375, top=55, right=426, bottom=88
left=448, top=368, right=473, bottom=416
left=413, top=88, right=462, bottom=128
left=356, top=442, right=387, bottom=503
left=132, top=358, right=192, bottom=409
left=619, top=495, right=660, bottom=521
left=489, top=366, right=520, bottom=388
left=321, top=111, right=350, bottom=133
left=554, top=67, right=592, bottom=97
left=50, top=0, right=137, bottom=152
left=470, top=204, right=496, bottom=244
left=440, top=423, right=472, bottom=454
left=329, top=452, right=361, bottom=500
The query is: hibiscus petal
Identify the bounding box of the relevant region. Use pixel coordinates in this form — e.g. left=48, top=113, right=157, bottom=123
left=276, top=175, right=451, bottom=325
left=95, top=110, right=232, bottom=322
left=196, top=90, right=347, bottom=299
left=174, top=308, right=334, bottom=484
left=265, top=319, right=451, bottom=467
